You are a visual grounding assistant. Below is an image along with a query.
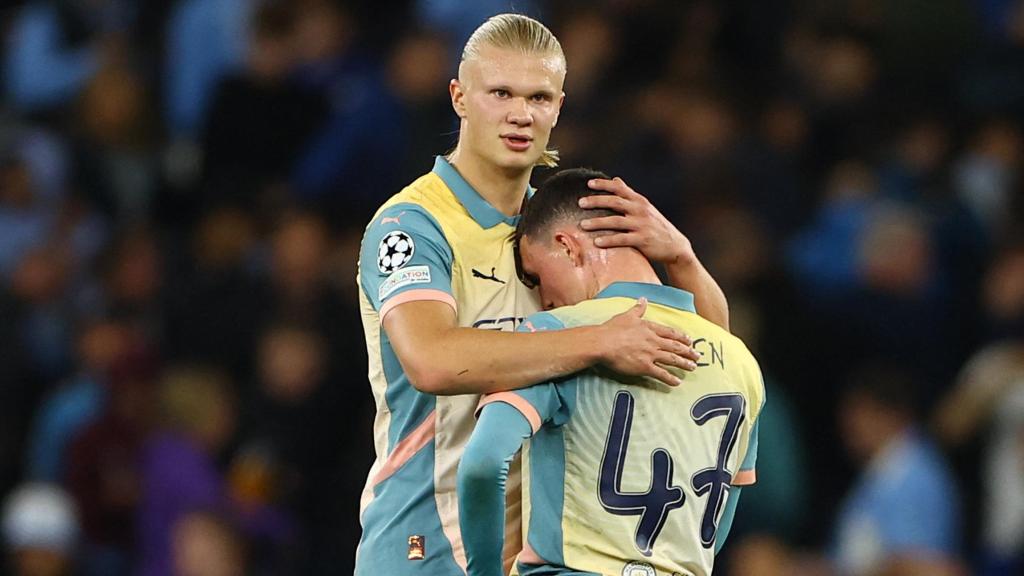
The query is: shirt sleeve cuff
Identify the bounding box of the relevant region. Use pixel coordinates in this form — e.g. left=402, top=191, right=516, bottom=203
left=379, top=288, right=457, bottom=321
left=477, top=392, right=543, bottom=434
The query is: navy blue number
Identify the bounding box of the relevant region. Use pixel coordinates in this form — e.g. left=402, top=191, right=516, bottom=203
left=690, top=393, right=746, bottom=548
left=598, top=391, right=685, bottom=556
left=597, top=391, right=747, bottom=555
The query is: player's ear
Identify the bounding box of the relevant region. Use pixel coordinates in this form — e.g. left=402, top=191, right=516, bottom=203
left=554, top=231, right=584, bottom=268
left=450, top=79, right=467, bottom=118
left=553, top=91, right=566, bottom=127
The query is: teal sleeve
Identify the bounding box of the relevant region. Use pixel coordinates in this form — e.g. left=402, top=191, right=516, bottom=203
left=458, top=402, right=534, bottom=576
left=715, top=487, right=742, bottom=555
left=739, top=419, right=760, bottom=474
left=359, top=203, right=454, bottom=310
left=516, top=311, right=566, bottom=333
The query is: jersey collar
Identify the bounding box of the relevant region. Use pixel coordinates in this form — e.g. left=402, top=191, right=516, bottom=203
left=432, top=156, right=524, bottom=229
left=595, top=282, right=697, bottom=313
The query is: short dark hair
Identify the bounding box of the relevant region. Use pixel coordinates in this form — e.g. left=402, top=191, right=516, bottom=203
left=515, top=168, right=619, bottom=242
left=513, top=168, right=621, bottom=286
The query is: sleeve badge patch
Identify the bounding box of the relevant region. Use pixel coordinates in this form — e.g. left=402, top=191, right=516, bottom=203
left=378, top=231, right=415, bottom=274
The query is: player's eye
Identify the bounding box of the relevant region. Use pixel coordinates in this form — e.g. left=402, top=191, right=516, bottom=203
left=531, top=93, right=551, bottom=103
left=493, top=89, right=510, bottom=98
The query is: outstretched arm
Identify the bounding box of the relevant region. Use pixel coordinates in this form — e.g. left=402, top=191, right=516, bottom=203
left=384, top=298, right=697, bottom=395
left=458, top=402, right=534, bottom=576
left=581, top=177, right=729, bottom=331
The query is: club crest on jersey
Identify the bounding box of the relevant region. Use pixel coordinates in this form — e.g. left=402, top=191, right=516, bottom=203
left=378, top=231, right=415, bottom=274
left=622, top=561, right=656, bottom=576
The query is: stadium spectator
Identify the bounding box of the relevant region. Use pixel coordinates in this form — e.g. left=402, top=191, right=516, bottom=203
left=65, top=347, right=158, bottom=576
left=289, top=0, right=406, bottom=225
left=4, top=0, right=129, bottom=113
left=137, top=365, right=289, bottom=576
left=200, top=1, right=325, bottom=208
left=233, top=323, right=349, bottom=572
left=834, top=367, right=962, bottom=576
left=935, top=343, right=1024, bottom=576
left=25, top=317, right=128, bottom=482
left=163, top=0, right=250, bottom=138
left=71, top=64, right=159, bottom=219
left=386, top=29, right=458, bottom=183
left=162, top=206, right=261, bottom=377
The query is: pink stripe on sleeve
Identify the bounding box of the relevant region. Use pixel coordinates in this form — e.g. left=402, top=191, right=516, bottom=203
left=733, top=469, right=757, bottom=486
left=477, top=393, right=543, bottom=433
left=380, top=289, right=456, bottom=321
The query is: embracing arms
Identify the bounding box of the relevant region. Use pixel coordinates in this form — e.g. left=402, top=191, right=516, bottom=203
left=384, top=298, right=695, bottom=395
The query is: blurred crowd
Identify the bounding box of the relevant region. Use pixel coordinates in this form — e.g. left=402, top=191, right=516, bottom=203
left=0, top=0, right=1023, bottom=575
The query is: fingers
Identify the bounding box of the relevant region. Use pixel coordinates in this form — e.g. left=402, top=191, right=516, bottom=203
left=578, top=193, right=637, bottom=213
left=630, top=297, right=648, bottom=317
left=654, top=351, right=697, bottom=372
left=586, top=177, right=642, bottom=200
left=593, top=232, right=643, bottom=249
left=649, top=322, right=694, bottom=347
left=579, top=215, right=632, bottom=231
left=647, top=365, right=684, bottom=387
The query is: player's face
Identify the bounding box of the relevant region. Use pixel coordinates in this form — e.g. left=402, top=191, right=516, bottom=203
left=517, top=234, right=590, bottom=310
left=452, top=45, right=565, bottom=172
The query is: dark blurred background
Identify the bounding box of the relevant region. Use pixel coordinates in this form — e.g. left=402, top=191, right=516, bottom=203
left=0, top=1, right=1023, bottom=575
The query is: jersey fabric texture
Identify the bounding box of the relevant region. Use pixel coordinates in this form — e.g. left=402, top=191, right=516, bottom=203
left=355, top=157, right=539, bottom=575
left=460, top=282, right=765, bottom=576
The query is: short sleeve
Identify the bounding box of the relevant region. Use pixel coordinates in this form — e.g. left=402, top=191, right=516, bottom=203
left=359, top=203, right=455, bottom=319
left=478, top=383, right=568, bottom=435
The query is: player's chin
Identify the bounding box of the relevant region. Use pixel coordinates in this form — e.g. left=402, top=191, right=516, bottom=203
left=496, top=151, right=541, bottom=171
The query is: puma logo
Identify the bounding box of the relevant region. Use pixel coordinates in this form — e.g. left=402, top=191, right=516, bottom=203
left=472, top=267, right=506, bottom=284
left=381, top=211, right=406, bottom=225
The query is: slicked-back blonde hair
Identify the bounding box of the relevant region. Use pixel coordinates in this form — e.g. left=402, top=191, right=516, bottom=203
left=460, top=13, right=565, bottom=168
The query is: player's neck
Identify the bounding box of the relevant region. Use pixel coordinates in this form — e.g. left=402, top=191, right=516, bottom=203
left=448, top=149, right=531, bottom=217
left=593, top=249, right=662, bottom=294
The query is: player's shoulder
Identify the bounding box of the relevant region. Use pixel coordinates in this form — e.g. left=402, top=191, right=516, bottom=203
left=374, top=172, right=464, bottom=222
left=699, top=320, right=765, bottom=413
left=519, top=297, right=623, bottom=332
left=549, top=297, right=635, bottom=329
left=358, top=179, right=456, bottom=281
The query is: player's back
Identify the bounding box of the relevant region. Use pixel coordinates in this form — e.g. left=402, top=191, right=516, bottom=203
left=511, top=283, right=764, bottom=576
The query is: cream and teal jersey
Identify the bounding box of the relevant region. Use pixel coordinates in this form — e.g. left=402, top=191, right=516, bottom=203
left=356, top=157, right=540, bottom=575
left=458, top=282, right=765, bottom=576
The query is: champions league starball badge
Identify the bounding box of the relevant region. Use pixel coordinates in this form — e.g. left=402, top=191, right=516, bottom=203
left=378, top=231, right=415, bottom=274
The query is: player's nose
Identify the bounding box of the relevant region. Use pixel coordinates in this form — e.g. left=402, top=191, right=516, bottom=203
left=507, top=98, right=533, bottom=125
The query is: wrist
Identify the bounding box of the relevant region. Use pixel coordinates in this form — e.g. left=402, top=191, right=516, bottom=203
left=578, top=325, right=611, bottom=366
left=667, top=246, right=698, bottom=269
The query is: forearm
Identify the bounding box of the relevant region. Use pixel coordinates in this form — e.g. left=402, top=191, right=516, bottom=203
left=396, top=324, right=602, bottom=395
left=715, top=486, right=742, bottom=555
left=458, top=404, right=533, bottom=576
left=665, top=253, right=729, bottom=331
